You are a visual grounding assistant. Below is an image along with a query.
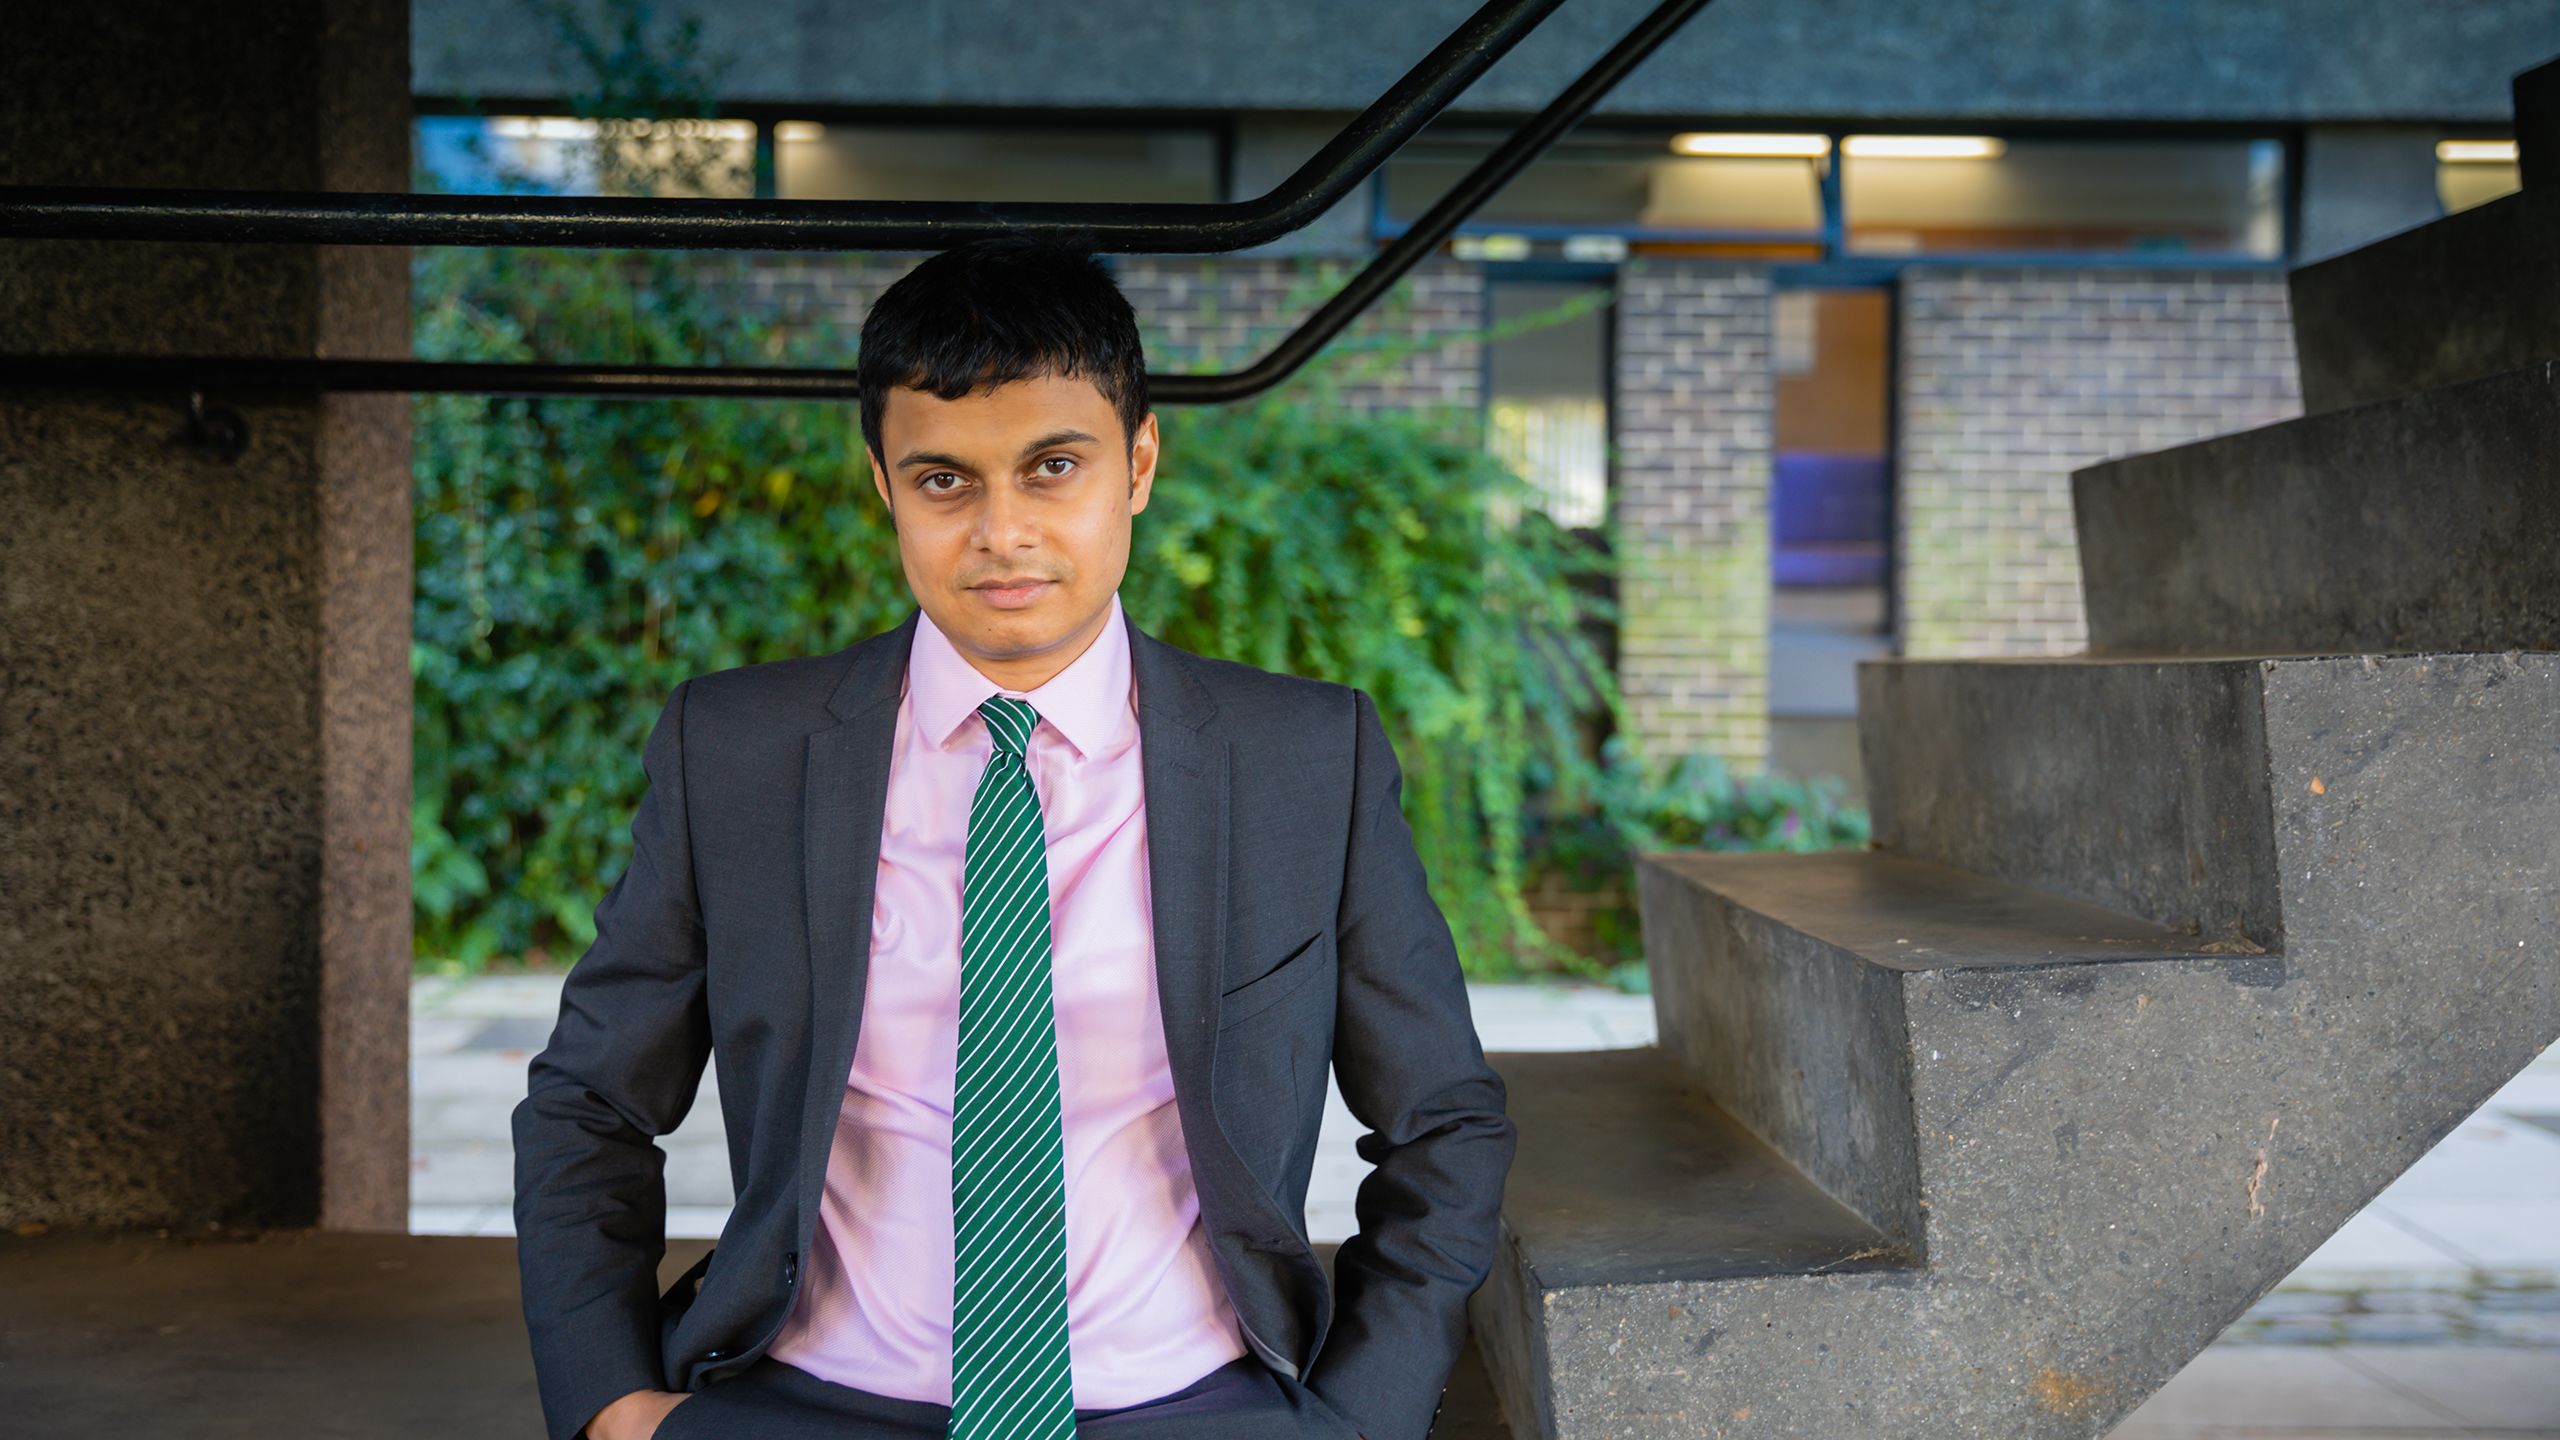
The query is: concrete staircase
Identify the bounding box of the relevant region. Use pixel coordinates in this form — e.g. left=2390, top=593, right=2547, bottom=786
left=1465, top=55, right=2560, bottom=1440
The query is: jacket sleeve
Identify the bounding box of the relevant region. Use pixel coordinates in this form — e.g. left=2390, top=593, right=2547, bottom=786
left=1301, top=686, right=1519, bottom=1440
left=510, top=677, right=715, bottom=1440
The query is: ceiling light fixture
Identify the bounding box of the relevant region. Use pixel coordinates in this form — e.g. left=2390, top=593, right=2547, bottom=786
left=1841, top=135, right=2005, bottom=159
left=1668, top=132, right=1831, bottom=157
left=2436, top=138, right=2519, bottom=163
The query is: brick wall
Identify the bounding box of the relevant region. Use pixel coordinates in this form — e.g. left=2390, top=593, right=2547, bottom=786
left=1896, top=267, right=2303, bottom=657
left=1612, top=258, right=1776, bottom=768
left=732, top=252, right=909, bottom=339
left=722, top=251, right=1483, bottom=418
left=1115, top=254, right=1483, bottom=414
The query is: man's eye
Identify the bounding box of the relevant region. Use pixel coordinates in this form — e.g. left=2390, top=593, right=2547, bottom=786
left=921, top=472, right=963, bottom=493
left=1038, top=456, right=1076, bottom=477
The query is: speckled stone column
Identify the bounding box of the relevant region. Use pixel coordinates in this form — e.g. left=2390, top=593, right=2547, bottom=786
left=0, top=1, right=413, bottom=1231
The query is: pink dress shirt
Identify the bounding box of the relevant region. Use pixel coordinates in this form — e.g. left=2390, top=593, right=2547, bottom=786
left=765, top=589, right=1252, bottom=1406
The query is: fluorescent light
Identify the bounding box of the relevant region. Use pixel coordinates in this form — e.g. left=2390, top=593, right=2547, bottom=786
left=775, top=121, right=827, bottom=144
left=1842, top=134, right=2005, bottom=159
left=1669, top=132, right=1830, bottom=158
left=2436, top=138, right=2518, bottom=164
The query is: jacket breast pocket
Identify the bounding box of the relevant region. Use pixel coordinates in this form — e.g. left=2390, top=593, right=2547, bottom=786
left=1218, top=928, right=1334, bottom=1031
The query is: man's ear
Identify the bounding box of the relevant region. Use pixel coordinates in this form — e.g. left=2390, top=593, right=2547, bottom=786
left=869, top=449, right=897, bottom=531
left=1127, top=411, right=1160, bottom=515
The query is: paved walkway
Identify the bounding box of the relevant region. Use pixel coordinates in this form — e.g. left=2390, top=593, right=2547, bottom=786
left=417, top=975, right=2560, bottom=1436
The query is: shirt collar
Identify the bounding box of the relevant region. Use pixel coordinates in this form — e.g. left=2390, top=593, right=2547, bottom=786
left=906, top=590, right=1135, bottom=760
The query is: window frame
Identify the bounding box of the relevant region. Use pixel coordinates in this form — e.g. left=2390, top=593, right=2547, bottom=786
left=1368, top=117, right=2303, bottom=271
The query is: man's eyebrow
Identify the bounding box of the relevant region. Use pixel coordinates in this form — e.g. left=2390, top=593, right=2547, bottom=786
left=1022, top=428, right=1103, bottom=457
left=892, top=448, right=971, bottom=474
left=893, top=429, right=1102, bottom=473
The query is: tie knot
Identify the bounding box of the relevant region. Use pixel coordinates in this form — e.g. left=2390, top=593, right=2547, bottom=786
left=977, top=694, right=1041, bottom=758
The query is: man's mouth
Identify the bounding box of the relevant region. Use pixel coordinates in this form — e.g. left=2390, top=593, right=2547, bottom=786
left=972, top=579, right=1052, bottom=607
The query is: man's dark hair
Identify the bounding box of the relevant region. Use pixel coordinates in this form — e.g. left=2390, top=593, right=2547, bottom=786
left=857, top=234, right=1151, bottom=470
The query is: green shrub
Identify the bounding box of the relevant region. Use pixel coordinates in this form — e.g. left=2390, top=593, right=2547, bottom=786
left=1521, top=739, right=1873, bottom=989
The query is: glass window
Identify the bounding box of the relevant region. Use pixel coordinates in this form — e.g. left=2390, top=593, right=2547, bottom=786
left=1771, top=287, right=1891, bottom=592
left=1382, top=128, right=2287, bottom=262
left=2437, top=136, right=2522, bottom=215
left=1841, top=135, right=2284, bottom=259
left=416, top=114, right=755, bottom=198
left=1379, top=124, right=1825, bottom=258
left=775, top=123, right=1219, bottom=204
left=1484, top=278, right=1612, bottom=532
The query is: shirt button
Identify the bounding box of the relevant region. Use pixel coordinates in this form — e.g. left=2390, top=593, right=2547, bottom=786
left=705, top=1349, right=724, bottom=1360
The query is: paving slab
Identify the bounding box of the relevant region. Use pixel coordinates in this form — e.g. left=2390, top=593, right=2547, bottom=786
left=2102, top=1349, right=2464, bottom=1432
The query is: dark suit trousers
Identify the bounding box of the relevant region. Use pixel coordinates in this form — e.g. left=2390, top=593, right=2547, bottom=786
left=650, top=1353, right=1363, bottom=1440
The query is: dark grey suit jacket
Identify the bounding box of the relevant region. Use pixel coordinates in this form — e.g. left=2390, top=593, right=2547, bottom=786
left=512, top=603, right=1516, bottom=1440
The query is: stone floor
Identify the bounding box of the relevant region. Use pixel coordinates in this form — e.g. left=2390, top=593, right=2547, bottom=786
left=417, top=974, right=2560, bottom=1436
left=0, top=1228, right=1514, bottom=1440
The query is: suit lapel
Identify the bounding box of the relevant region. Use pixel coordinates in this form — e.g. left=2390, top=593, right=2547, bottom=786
left=790, top=601, right=1233, bottom=1251
left=793, top=606, right=916, bottom=1243
left=1125, top=611, right=1229, bottom=1190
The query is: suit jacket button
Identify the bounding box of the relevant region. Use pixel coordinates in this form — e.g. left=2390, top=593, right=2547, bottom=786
left=783, top=1252, right=798, bottom=1284
left=705, top=1349, right=724, bottom=1360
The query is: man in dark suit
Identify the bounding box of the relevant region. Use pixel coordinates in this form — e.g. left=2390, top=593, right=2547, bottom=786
left=513, top=235, right=1515, bottom=1440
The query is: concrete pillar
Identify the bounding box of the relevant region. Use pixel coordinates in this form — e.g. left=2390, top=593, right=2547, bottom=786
left=0, top=1, right=413, bottom=1231
left=1612, top=258, right=1774, bottom=769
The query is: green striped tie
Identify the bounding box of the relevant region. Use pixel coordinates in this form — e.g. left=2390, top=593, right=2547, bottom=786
left=949, top=694, right=1077, bottom=1440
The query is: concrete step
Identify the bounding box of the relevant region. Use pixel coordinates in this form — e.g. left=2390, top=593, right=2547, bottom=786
left=2071, top=359, right=2560, bottom=656
left=2288, top=57, right=2558, bottom=415
left=1466, top=1045, right=1917, bottom=1440
left=1461, top=653, right=2558, bottom=1437
left=2518, top=52, right=2557, bottom=196
left=1631, top=848, right=2243, bottom=1249
left=1858, top=651, right=2549, bottom=955
left=1857, top=654, right=2287, bottom=952
left=1469, top=898, right=2305, bottom=1437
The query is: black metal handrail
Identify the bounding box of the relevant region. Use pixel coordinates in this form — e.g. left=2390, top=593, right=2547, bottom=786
left=0, top=0, right=1719, bottom=407
left=0, top=0, right=1565, bottom=253
left=1165, top=0, right=1711, bottom=403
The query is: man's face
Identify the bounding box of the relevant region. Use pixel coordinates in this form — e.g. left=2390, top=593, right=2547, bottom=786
left=869, top=369, right=1158, bottom=679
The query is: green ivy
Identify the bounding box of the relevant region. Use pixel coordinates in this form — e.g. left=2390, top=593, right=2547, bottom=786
left=1522, top=739, right=1873, bottom=988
